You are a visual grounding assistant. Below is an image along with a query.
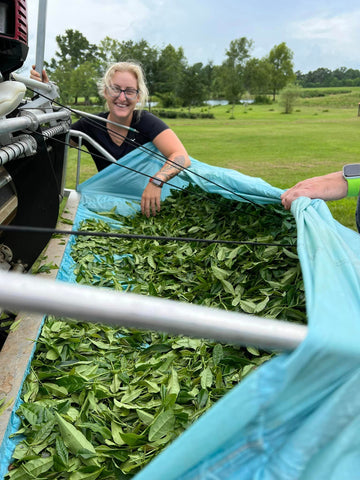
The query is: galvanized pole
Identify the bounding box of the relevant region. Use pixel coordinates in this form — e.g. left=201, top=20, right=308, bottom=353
left=35, top=0, right=48, bottom=77
left=0, top=270, right=307, bottom=351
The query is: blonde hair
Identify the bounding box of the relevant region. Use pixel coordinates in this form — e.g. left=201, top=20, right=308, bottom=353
left=98, top=61, right=149, bottom=110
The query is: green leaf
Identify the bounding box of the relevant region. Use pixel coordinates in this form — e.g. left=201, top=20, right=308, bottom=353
left=22, top=456, right=54, bottom=478
left=200, top=367, right=213, bottom=389
left=110, top=421, right=124, bottom=446
left=18, top=403, right=53, bottom=426
left=43, top=382, right=68, bottom=397
left=211, top=264, right=231, bottom=280
left=136, top=409, right=154, bottom=426
left=212, top=344, right=224, bottom=366
left=120, top=432, right=147, bottom=446
left=147, top=255, right=156, bottom=269
left=55, top=436, right=69, bottom=467
left=69, top=466, right=104, bottom=480
left=239, top=299, right=257, bottom=313
left=55, top=412, right=98, bottom=465
left=148, top=410, right=175, bottom=442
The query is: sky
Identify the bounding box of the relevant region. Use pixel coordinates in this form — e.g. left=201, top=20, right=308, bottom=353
left=24, top=0, right=360, bottom=74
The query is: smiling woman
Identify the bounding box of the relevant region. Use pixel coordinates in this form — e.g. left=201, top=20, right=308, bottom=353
left=70, top=61, right=192, bottom=217
left=30, top=60, right=192, bottom=217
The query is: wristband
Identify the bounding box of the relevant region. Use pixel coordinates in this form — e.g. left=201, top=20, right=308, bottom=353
left=149, top=177, right=164, bottom=188
left=343, top=164, right=360, bottom=197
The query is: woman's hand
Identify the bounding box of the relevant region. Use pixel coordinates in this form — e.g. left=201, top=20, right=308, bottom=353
left=141, top=182, right=162, bottom=217
left=30, top=65, right=49, bottom=83
left=281, top=171, right=348, bottom=210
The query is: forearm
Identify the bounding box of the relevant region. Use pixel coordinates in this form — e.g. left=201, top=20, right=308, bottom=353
left=281, top=171, right=348, bottom=209
left=155, top=153, right=188, bottom=182
left=152, top=129, right=191, bottom=183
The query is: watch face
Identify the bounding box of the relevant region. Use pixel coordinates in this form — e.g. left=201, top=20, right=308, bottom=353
left=344, top=164, right=360, bottom=178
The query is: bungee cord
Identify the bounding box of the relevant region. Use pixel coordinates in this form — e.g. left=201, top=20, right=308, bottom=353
left=0, top=224, right=297, bottom=249
left=8, top=128, right=295, bottom=251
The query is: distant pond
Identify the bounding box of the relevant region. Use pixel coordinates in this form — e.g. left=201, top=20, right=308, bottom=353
left=205, top=99, right=254, bottom=106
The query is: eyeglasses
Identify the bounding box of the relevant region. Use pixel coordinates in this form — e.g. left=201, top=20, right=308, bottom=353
left=107, top=85, right=139, bottom=100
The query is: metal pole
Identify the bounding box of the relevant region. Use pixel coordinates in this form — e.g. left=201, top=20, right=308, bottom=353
left=70, top=130, right=117, bottom=164
left=0, top=110, right=70, bottom=134
left=0, top=271, right=307, bottom=351
left=11, top=73, right=55, bottom=94
left=35, top=0, right=48, bottom=76
left=76, top=135, right=83, bottom=190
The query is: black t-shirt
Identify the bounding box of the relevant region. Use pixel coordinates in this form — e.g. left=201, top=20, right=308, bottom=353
left=71, top=110, right=170, bottom=171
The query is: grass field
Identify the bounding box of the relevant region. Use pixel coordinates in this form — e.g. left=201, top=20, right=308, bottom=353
left=65, top=87, right=360, bottom=231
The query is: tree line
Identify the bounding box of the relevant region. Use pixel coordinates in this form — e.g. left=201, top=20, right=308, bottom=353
left=45, top=30, right=356, bottom=110
left=44, top=30, right=296, bottom=109
left=296, top=67, right=360, bottom=88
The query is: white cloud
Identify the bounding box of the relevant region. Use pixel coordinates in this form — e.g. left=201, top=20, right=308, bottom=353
left=26, top=0, right=152, bottom=68
left=288, top=9, right=360, bottom=70
left=23, top=0, right=360, bottom=75
left=291, top=10, right=360, bottom=52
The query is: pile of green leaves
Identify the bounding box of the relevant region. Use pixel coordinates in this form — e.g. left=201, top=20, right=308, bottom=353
left=72, top=185, right=306, bottom=322
left=6, top=186, right=306, bottom=478
left=7, top=319, right=270, bottom=479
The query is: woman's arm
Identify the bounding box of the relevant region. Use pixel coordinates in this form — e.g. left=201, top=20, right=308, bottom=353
left=152, top=128, right=191, bottom=182
left=141, top=128, right=191, bottom=217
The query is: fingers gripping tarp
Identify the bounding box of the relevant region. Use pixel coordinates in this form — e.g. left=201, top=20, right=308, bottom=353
left=73, top=144, right=360, bottom=479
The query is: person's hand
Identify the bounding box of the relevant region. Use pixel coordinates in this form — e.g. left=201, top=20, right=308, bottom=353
left=281, top=171, right=348, bottom=210
left=30, top=65, right=49, bottom=83
left=141, top=183, right=162, bottom=217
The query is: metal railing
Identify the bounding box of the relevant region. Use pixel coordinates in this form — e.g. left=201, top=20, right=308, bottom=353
left=0, top=270, right=307, bottom=351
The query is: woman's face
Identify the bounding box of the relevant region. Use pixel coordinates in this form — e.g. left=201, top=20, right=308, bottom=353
left=105, top=70, right=139, bottom=122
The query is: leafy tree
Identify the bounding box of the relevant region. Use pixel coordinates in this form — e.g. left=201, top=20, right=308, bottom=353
left=217, top=37, right=253, bottom=117
left=178, top=63, right=208, bottom=111
left=154, top=44, right=187, bottom=96
left=267, top=42, right=295, bottom=100
left=297, top=67, right=360, bottom=87
left=200, top=61, right=215, bottom=96
left=52, top=29, right=97, bottom=70
left=279, top=83, right=302, bottom=114
left=44, top=30, right=98, bottom=102
left=70, top=61, right=99, bottom=105
left=244, top=57, right=271, bottom=95
left=97, top=36, right=123, bottom=71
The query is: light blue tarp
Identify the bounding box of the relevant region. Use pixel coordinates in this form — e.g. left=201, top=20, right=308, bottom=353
left=66, top=143, right=360, bottom=479
left=2, top=143, right=360, bottom=479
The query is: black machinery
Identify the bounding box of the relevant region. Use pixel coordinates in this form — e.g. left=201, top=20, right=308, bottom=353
left=0, top=0, right=71, bottom=271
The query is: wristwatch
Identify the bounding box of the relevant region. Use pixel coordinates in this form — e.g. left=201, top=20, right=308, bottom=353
left=149, top=177, right=164, bottom=188
left=343, top=164, right=360, bottom=197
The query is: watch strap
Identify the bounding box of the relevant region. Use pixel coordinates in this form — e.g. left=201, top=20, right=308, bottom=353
left=346, top=177, right=360, bottom=197
left=149, top=177, right=164, bottom=188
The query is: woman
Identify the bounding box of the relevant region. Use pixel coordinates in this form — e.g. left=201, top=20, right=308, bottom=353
left=31, top=61, right=191, bottom=217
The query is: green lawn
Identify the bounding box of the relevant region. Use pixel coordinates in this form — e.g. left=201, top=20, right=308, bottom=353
left=65, top=89, right=360, bottom=231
